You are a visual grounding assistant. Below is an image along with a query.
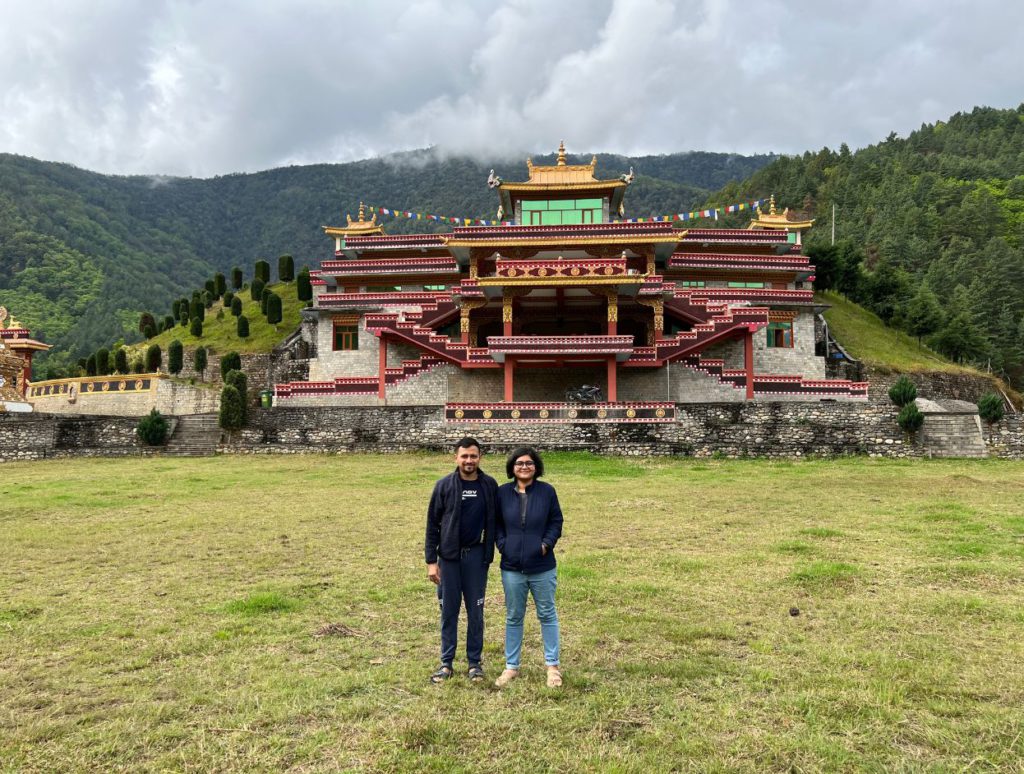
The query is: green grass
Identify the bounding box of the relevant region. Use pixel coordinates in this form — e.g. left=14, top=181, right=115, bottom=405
left=819, top=290, right=977, bottom=373
left=136, top=281, right=306, bottom=358
left=2, top=454, right=1024, bottom=771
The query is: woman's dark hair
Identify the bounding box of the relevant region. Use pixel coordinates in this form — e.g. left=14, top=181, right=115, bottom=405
left=506, top=446, right=544, bottom=479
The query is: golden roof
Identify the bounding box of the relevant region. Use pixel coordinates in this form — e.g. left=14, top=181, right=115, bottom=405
left=323, top=202, right=386, bottom=238
left=499, top=141, right=626, bottom=193
left=748, top=195, right=815, bottom=231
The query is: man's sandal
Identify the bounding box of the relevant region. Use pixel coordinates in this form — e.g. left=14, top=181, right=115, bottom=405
left=467, top=665, right=485, bottom=683
left=429, top=665, right=453, bottom=684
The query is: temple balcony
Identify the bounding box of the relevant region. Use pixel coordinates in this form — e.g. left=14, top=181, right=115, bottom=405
left=318, top=257, right=460, bottom=280
left=677, top=287, right=815, bottom=305
left=668, top=253, right=814, bottom=280
left=486, top=335, right=635, bottom=363
left=494, top=255, right=629, bottom=279
left=316, top=291, right=451, bottom=309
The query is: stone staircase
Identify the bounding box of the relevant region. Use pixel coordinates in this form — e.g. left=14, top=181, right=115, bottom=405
left=920, top=412, right=988, bottom=458
left=163, top=413, right=221, bottom=456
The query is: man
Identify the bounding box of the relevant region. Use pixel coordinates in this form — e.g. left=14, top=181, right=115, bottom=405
left=424, top=437, right=498, bottom=683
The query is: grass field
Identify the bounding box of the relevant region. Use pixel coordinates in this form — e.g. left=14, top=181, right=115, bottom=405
left=3, top=454, right=1023, bottom=772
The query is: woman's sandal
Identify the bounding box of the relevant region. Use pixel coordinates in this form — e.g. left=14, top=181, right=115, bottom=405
left=429, top=665, right=453, bottom=684
left=467, top=665, right=485, bottom=683
left=546, top=667, right=563, bottom=688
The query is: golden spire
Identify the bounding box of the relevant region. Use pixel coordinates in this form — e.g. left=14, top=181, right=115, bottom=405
left=358, top=201, right=366, bottom=222
left=557, top=140, right=567, bottom=166
left=768, top=194, right=777, bottom=216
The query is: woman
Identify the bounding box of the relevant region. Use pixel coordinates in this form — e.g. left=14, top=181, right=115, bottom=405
left=494, top=446, right=564, bottom=688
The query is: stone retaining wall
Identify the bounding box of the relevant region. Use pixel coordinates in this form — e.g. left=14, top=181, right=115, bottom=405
left=5, top=403, right=1022, bottom=464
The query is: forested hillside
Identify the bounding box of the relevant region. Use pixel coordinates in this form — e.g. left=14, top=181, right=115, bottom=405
left=0, top=149, right=772, bottom=373
left=710, top=105, right=1024, bottom=386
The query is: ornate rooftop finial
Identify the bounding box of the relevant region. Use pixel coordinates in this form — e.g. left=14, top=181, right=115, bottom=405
left=0, top=306, right=7, bottom=329
left=557, top=140, right=567, bottom=166
left=768, top=194, right=777, bottom=216
left=358, top=201, right=366, bottom=222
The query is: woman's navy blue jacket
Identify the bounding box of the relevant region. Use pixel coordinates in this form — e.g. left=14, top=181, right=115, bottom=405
left=495, top=479, right=563, bottom=574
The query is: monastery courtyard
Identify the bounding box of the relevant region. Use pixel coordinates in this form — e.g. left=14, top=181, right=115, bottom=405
left=3, top=453, right=1022, bottom=772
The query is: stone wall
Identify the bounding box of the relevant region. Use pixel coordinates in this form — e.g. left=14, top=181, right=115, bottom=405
left=28, top=377, right=220, bottom=417
left=704, top=312, right=825, bottom=379
left=0, top=414, right=153, bottom=463
left=867, top=369, right=1009, bottom=405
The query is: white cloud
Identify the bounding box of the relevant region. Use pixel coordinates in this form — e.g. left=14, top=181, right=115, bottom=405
left=0, top=0, right=1021, bottom=176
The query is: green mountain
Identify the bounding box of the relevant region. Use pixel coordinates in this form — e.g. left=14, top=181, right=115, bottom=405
left=0, top=149, right=773, bottom=374
left=708, top=105, right=1024, bottom=386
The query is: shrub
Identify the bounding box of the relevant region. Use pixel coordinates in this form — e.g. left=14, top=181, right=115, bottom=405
left=215, top=272, right=227, bottom=297
left=223, top=290, right=234, bottom=309
left=163, top=315, right=175, bottom=332
left=224, top=368, right=248, bottom=425
left=251, top=277, right=265, bottom=302
left=190, top=317, right=203, bottom=337
left=297, top=267, right=312, bottom=301
left=219, top=385, right=245, bottom=430
left=255, top=259, right=270, bottom=284
left=237, top=315, right=250, bottom=338
left=231, top=296, right=243, bottom=316
left=114, top=348, right=128, bottom=374
left=146, top=343, right=162, bottom=372
left=220, top=351, right=242, bottom=376
left=888, top=376, right=917, bottom=407
left=171, top=299, right=181, bottom=319
left=168, top=339, right=184, bottom=375
left=190, top=298, right=205, bottom=322
left=138, top=312, right=156, bottom=335
left=266, top=291, right=282, bottom=325
left=260, top=290, right=269, bottom=316
left=132, top=358, right=145, bottom=374
left=216, top=308, right=225, bottom=321
left=143, top=324, right=156, bottom=340
left=136, top=408, right=169, bottom=446
left=85, top=354, right=97, bottom=376
left=278, top=254, right=294, bottom=282
left=231, top=266, right=243, bottom=289
left=177, top=297, right=190, bottom=321
left=204, top=290, right=214, bottom=309
left=194, top=346, right=208, bottom=380
left=96, top=348, right=110, bottom=376
left=897, top=402, right=924, bottom=433
left=205, top=279, right=216, bottom=297
left=977, top=393, right=1005, bottom=424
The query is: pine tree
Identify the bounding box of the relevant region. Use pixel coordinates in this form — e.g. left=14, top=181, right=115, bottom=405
left=231, top=296, right=243, bottom=316
left=146, top=343, right=162, bottom=372
left=138, top=312, right=156, bottom=335
left=231, top=267, right=243, bottom=290
left=904, top=283, right=944, bottom=345
left=190, top=317, right=203, bottom=337
left=114, top=348, right=128, bottom=374
left=237, top=315, right=249, bottom=338
left=255, top=259, right=270, bottom=284
left=86, top=354, right=97, bottom=376
left=96, top=348, right=110, bottom=375
left=297, top=267, right=312, bottom=301
left=215, top=272, right=227, bottom=297
left=251, top=277, right=265, bottom=303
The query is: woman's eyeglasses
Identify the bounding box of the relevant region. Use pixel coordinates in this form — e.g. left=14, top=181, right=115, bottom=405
left=513, top=461, right=536, bottom=468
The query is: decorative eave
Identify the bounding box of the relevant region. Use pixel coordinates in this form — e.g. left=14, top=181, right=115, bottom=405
left=748, top=195, right=815, bottom=231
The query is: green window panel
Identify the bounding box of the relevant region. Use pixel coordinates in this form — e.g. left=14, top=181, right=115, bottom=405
left=766, top=321, right=793, bottom=348
left=549, top=200, right=575, bottom=210
left=522, top=200, right=548, bottom=211
left=679, top=281, right=705, bottom=288
left=728, top=282, right=766, bottom=288
left=562, top=210, right=583, bottom=225
left=541, top=210, right=562, bottom=225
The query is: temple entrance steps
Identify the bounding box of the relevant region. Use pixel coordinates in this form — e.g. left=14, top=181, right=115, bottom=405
left=919, top=408, right=988, bottom=458
left=274, top=355, right=444, bottom=400
left=163, top=413, right=220, bottom=456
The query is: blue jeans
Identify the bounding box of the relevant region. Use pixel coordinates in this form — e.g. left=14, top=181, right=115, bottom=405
left=438, top=544, right=488, bottom=666
left=501, top=567, right=559, bottom=669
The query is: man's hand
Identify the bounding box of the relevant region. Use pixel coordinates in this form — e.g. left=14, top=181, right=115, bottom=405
left=541, top=544, right=548, bottom=556
left=427, top=563, right=441, bottom=584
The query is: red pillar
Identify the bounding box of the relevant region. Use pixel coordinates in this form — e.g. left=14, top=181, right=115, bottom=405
left=22, top=352, right=33, bottom=395
left=606, top=356, right=617, bottom=402
left=378, top=337, right=387, bottom=400
left=744, top=331, right=755, bottom=400
left=503, top=358, right=514, bottom=403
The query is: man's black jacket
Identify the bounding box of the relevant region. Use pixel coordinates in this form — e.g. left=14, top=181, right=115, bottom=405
left=424, top=468, right=498, bottom=564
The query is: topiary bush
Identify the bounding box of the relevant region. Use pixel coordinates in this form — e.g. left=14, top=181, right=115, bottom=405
left=194, top=346, right=208, bottom=380
left=897, top=402, right=924, bottom=433
left=215, top=272, right=227, bottom=297
left=96, top=348, right=110, bottom=376
left=266, top=291, right=282, bottom=325
left=977, top=393, right=1005, bottom=424
left=223, top=290, right=234, bottom=309
left=132, top=358, right=145, bottom=374
left=85, top=354, right=97, bottom=376
left=251, top=277, right=265, bottom=303
left=190, top=317, right=203, bottom=337
left=255, top=259, right=270, bottom=284
left=297, top=267, right=312, bottom=301
left=888, top=376, right=917, bottom=407
left=190, top=298, right=205, bottom=322
left=237, top=315, right=249, bottom=338
left=231, top=266, right=243, bottom=290
left=168, top=339, right=184, bottom=375
left=219, top=385, right=245, bottom=430
left=146, top=343, right=162, bottom=372
left=136, top=408, right=169, bottom=446
left=114, top=347, right=128, bottom=374
left=278, top=254, right=294, bottom=282
left=231, top=296, right=242, bottom=316
left=224, top=368, right=248, bottom=425
left=220, top=352, right=242, bottom=376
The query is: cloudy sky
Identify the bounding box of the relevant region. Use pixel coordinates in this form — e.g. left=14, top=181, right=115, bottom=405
left=1, top=0, right=1022, bottom=177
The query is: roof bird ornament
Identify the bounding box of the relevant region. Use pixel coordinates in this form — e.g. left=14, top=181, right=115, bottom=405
left=620, top=166, right=635, bottom=185
left=487, top=169, right=503, bottom=189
